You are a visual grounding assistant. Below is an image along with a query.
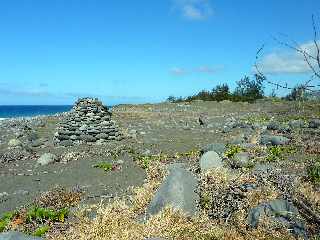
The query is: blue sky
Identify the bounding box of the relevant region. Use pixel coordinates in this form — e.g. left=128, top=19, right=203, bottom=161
left=0, top=0, right=319, bottom=105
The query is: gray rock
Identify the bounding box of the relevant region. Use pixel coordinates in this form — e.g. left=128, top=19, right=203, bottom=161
left=232, top=152, right=250, bottom=168
left=232, top=122, right=253, bottom=129
left=222, top=126, right=232, bottom=133
left=79, top=125, right=88, bottom=131
left=267, top=121, right=281, bottom=130
left=201, top=143, right=226, bottom=156
left=70, top=135, right=78, bottom=141
left=79, top=135, right=96, bottom=142
left=8, top=139, right=22, bottom=148
left=0, top=192, right=9, bottom=199
left=27, top=132, right=38, bottom=142
left=260, top=135, right=290, bottom=146
left=230, top=136, right=245, bottom=145
left=248, top=199, right=306, bottom=238
left=36, top=153, right=57, bottom=166
left=0, top=231, right=43, bottom=240
left=200, top=151, right=223, bottom=172
left=30, top=139, right=44, bottom=148
left=146, top=163, right=198, bottom=217
left=57, top=134, right=70, bottom=141
left=309, top=119, right=320, bottom=128
left=58, top=130, right=74, bottom=135
left=60, top=140, right=74, bottom=147
left=289, top=119, right=305, bottom=129
left=87, top=129, right=100, bottom=134
left=96, top=133, right=109, bottom=139
left=96, top=139, right=106, bottom=145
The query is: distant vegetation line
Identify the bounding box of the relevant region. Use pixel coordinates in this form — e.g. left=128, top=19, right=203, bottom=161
left=167, top=74, right=320, bottom=103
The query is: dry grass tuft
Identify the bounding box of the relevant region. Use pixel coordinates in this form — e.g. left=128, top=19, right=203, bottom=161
left=34, top=186, right=82, bottom=209
left=64, top=201, right=143, bottom=240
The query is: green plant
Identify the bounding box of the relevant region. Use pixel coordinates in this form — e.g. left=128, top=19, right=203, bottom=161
left=26, top=207, right=68, bottom=224
left=224, top=145, right=244, bottom=158
left=0, top=211, right=16, bottom=232
left=33, top=225, right=50, bottom=236
left=200, top=192, right=211, bottom=210
left=93, top=162, right=113, bottom=172
left=266, top=146, right=297, bottom=162
left=137, top=155, right=160, bottom=169
left=308, top=161, right=320, bottom=184
left=244, top=115, right=270, bottom=124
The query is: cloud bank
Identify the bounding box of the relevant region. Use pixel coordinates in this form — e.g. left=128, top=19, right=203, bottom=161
left=258, top=41, right=320, bottom=74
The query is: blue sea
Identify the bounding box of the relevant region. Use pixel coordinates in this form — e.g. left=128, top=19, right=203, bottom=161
left=0, top=105, right=73, bottom=119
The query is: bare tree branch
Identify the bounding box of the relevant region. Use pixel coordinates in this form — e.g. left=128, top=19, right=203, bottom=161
left=312, top=14, right=320, bottom=71
left=254, top=15, right=320, bottom=95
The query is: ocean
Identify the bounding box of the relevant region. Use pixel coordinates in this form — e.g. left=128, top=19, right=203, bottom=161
left=0, top=105, right=73, bottom=119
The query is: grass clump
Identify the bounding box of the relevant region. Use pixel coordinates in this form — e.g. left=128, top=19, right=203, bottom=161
left=0, top=211, right=17, bottom=232
left=136, top=154, right=168, bottom=169
left=307, top=160, right=320, bottom=184
left=32, top=225, right=50, bottom=237
left=266, top=145, right=296, bottom=162
left=224, top=145, right=244, bottom=158
left=26, top=207, right=68, bottom=224
left=93, top=162, right=113, bottom=172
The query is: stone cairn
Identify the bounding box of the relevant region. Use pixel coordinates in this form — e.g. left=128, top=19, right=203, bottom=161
left=54, top=98, right=122, bottom=145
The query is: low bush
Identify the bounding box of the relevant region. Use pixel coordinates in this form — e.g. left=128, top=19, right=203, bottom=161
left=308, top=161, right=320, bottom=184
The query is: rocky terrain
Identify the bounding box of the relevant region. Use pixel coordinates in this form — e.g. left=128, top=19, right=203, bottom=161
left=0, top=98, right=320, bottom=239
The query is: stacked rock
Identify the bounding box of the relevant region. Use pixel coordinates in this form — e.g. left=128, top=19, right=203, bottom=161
left=54, top=98, right=122, bottom=145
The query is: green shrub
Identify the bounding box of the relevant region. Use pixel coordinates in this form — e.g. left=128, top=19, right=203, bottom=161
left=33, top=225, right=50, bottom=237
left=93, top=162, right=113, bottom=172
left=224, top=145, right=244, bottom=158
left=0, top=211, right=16, bottom=232
left=26, top=207, right=68, bottom=223
left=137, top=155, right=161, bottom=169
left=266, top=146, right=296, bottom=162
left=308, top=161, right=320, bottom=184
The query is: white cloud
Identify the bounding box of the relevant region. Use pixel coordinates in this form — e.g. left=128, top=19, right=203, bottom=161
left=170, top=67, right=188, bottom=75
left=173, top=0, right=213, bottom=20
left=196, top=65, right=224, bottom=73
left=258, top=40, right=319, bottom=74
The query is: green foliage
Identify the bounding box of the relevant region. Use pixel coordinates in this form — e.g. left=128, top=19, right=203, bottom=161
left=224, top=145, right=244, bottom=158
left=167, top=75, right=265, bottom=103
left=0, top=211, right=16, bottom=232
left=244, top=115, right=270, bottom=124
left=308, top=161, right=320, bottom=184
left=32, top=225, right=50, bottom=237
left=136, top=154, right=163, bottom=169
left=266, top=146, right=297, bottom=162
left=167, top=95, right=184, bottom=103
left=26, top=207, right=68, bottom=224
left=93, top=162, right=113, bottom=172
left=234, top=75, right=264, bottom=102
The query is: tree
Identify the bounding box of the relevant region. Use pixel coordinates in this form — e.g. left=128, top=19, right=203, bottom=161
left=234, top=75, right=264, bottom=101
left=167, top=95, right=176, bottom=102
left=212, top=84, right=231, bottom=101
